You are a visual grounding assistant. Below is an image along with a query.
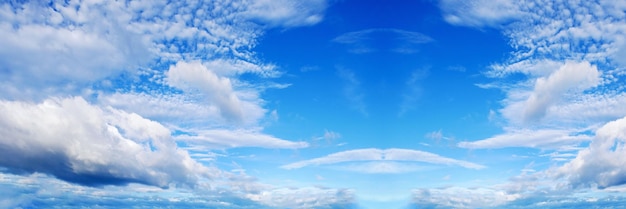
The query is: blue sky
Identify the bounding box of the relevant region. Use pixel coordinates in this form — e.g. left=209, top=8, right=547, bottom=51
left=2, top=0, right=626, bottom=208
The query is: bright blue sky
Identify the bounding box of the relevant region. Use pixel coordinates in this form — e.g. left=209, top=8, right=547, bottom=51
left=2, top=0, right=626, bottom=208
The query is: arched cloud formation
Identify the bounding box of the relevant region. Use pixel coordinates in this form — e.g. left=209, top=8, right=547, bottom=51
left=282, top=148, right=484, bottom=173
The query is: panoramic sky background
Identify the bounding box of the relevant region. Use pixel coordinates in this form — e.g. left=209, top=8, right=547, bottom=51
left=2, top=0, right=626, bottom=208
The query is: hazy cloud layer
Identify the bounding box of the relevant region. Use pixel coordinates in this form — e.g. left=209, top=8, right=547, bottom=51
left=333, top=28, right=433, bottom=54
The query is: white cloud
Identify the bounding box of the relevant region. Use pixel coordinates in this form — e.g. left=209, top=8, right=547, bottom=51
left=281, top=148, right=484, bottom=171
left=337, top=161, right=428, bottom=174
left=486, top=62, right=626, bottom=130
left=312, top=130, right=342, bottom=145
left=440, top=0, right=626, bottom=62
left=425, top=130, right=445, bottom=140
left=384, top=148, right=485, bottom=169
left=322, top=130, right=342, bottom=140
left=428, top=1, right=626, bottom=207
left=412, top=183, right=626, bottom=209
left=0, top=0, right=326, bottom=100
left=487, top=59, right=563, bottom=78
left=166, top=61, right=266, bottom=123
left=332, top=28, right=433, bottom=54
left=0, top=0, right=349, bottom=208
left=0, top=0, right=327, bottom=173
left=547, top=92, right=626, bottom=125
left=337, top=67, right=368, bottom=116
left=282, top=148, right=382, bottom=169
left=494, top=61, right=603, bottom=125
left=458, top=129, right=592, bottom=149
left=175, top=129, right=308, bottom=149
left=203, top=59, right=279, bottom=78
left=443, top=0, right=626, bottom=77
left=100, top=61, right=288, bottom=127
left=412, top=186, right=520, bottom=209
left=399, top=69, right=429, bottom=116
left=0, top=97, right=211, bottom=188
left=495, top=1, right=626, bottom=66
left=246, top=186, right=354, bottom=209
left=0, top=1, right=151, bottom=99
left=244, top=0, right=329, bottom=27
left=426, top=116, right=626, bottom=208
left=99, top=92, right=224, bottom=127
left=556, top=116, right=626, bottom=189
left=523, top=61, right=601, bottom=122
left=0, top=171, right=355, bottom=209
left=463, top=0, right=626, bottom=151
left=438, top=0, right=522, bottom=28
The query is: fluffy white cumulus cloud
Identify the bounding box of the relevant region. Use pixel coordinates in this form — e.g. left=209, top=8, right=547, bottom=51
left=282, top=148, right=484, bottom=172
left=0, top=97, right=211, bottom=188
left=556, top=116, right=626, bottom=189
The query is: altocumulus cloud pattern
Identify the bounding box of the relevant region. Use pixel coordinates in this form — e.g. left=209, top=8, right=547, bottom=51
left=2, top=0, right=626, bottom=209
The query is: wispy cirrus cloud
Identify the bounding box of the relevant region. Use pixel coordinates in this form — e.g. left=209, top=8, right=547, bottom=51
left=399, top=68, right=429, bottom=116
left=337, top=67, right=368, bottom=116
left=175, top=129, right=308, bottom=149
left=332, top=28, right=433, bottom=54
left=458, top=128, right=593, bottom=150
